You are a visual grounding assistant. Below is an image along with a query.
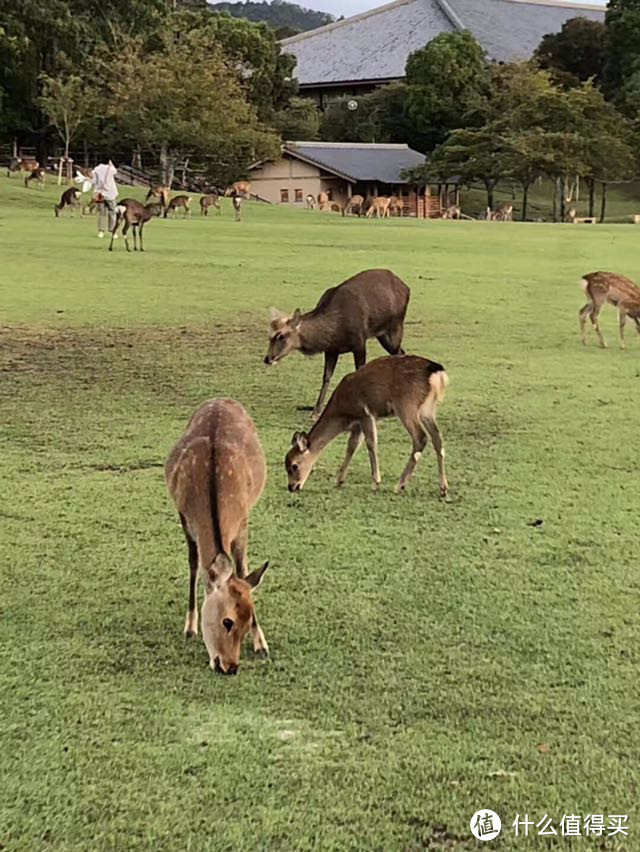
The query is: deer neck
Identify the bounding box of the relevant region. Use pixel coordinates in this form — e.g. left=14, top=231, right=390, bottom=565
left=306, top=408, right=347, bottom=455
left=298, top=312, right=335, bottom=355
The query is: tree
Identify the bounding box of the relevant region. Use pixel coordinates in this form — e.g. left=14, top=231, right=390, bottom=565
left=319, top=84, right=413, bottom=144
left=99, top=28, right=280, bottom=186
left=405, top=31, right=489, bottom=151
left=208, top=0, right=334, bottom=32
left=38, top=69, right=96, bottom=162
left=604, top=0, right=640, bottom=99
left=274, top=96, right=320, bottom=140
left=534, top=17, right=606, bottom=87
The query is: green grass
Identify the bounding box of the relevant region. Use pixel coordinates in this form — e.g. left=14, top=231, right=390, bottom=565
left=1, top=176, right=639, bottom=851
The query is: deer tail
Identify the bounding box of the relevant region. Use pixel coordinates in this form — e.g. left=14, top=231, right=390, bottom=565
left=580, top=277, right=590, bottom=293
left=429, top=368, right=449, bottom=405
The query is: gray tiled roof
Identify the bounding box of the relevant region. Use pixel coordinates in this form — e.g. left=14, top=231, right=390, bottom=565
left=281, top=0, right=605, bottom=86
left=284, top=142, right=426, bottom=183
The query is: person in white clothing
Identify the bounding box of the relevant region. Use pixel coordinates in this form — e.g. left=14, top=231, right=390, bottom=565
left=91, top=158, right=119, bottom=238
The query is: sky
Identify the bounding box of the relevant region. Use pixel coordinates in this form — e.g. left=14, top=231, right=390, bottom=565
left=304, top=0, right=605, bottom=21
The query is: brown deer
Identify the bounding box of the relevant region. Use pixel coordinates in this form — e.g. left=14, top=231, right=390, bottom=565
left=342, top=194, right=365, bottom=217
left=9, top=158, right=40, bottom=178
left=53, top=187, right=81, bottom=217
left=232, top=195, right=243, bottom=222
left=225, top=181, right=251, bottom=199
left=109, top=198, right=153, bottom=252
left=285, top=355, right=449, bottom=497
left=145, top=202, right=163, bottom=217
left=264, top=268, right=410, bottom=419
left=442, top=205, right=461, bottom=220
left=199, top=194, right=221, bottom=216
left=165, top=398, right=270, bottom=674
left=164, top=195, right=191, bottom=218
left=492, top=203, right=513, bottom=221
left=24, top=168, right=46, bottom=189
left=366, top=197, right=391, bottom=219
left=388, top=196, right=404, bottom=217
left=317, top=191, right=329, bottom=211
left=579, top=271, right=640, bottom=349
left=145, top=185, right=170, bottom=209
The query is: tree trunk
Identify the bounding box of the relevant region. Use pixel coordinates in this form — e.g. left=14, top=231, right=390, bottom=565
left=485, top=180, right=494, bottom=212
left=83, top=138, right=89, bottom=168
left=588, top=178, right=595, bottom=218
left=521, top=183, right=529, bottom=221
left=600, top=181, right=607, bottom=223
left=552, top=179, right=558, bottom=223
left=160, top=141, right=175, bottom=187
left=559, top=176, right=566, bottom=223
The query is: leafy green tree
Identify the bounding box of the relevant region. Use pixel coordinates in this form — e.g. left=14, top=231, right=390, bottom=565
left=604, top=0, right=640, bottom=98
left=98, top=28, right=279, bottom=186
left=274, top=96, right=320, bottom=140
left=319, top=84, right=414, bottom=145
left=534, top=17, right=606, bottom=87
left=38, top=69, right=96, bottom=161
left=405, top=31, right=489, bottom=151
left=209, top=0, right=333, bottom=32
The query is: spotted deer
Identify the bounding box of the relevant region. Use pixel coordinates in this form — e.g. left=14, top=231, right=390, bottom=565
left=366, top=197, right=391, bottom=219
left=165, top=398, right=270, bottom=675
left=264, top=268, right=410, bottom=419
left=579, top=271, right=640, bottom=349
left=225, top=181, right=251, bottom=198
left=491, top=203, right=513, bottom=221
left=285, top=355, right=449, bottom=497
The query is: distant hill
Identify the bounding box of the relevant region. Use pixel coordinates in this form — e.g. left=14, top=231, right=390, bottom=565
left=208, top=0, right=334, bottom=34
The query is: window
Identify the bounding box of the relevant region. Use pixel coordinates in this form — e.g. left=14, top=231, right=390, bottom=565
left=280, top=189, right=289, bottom=203
left=294, top=188, right=303, bottom=202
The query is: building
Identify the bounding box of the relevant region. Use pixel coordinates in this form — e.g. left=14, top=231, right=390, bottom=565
left=281, top=0, right=605, bottom=103
left=249, top=141, right=457, bottom=216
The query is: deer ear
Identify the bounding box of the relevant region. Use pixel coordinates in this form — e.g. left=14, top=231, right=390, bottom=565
left=291, top=309, right=302, bottom=328
left=245, top=560, right=269, bottom=591
left=269, top=307, right=286, bottom=322
left=206, top=553, right=234, bottom=589
left=292, top=431, right=309, bottom=452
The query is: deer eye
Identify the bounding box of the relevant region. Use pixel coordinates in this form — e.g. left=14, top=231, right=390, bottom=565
left=276, top=333, right=286, bottom=342
left=222, top=618, right=234, bottom=633
left=291, top=463, right=299, bottom=472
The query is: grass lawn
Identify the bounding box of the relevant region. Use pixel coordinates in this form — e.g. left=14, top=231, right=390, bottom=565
left=1, top=176, right=639, bottom=851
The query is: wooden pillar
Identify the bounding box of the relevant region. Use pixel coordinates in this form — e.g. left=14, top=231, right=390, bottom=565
left=425, top=186, right=430, bottom=220
left=455, top=185, right=460, bottom=207
left=347, top=183, right=352, bottom=199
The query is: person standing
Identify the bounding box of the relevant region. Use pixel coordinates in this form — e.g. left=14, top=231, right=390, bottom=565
left=91, top=157, right=119, bottom=238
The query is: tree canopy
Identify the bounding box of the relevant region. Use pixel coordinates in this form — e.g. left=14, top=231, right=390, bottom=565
left=534, top=17, right=606, bottom=87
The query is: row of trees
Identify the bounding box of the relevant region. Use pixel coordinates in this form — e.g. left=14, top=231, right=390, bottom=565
left=0, top=0, right=301, bottom=185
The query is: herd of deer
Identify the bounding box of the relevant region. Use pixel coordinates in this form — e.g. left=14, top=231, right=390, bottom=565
left=305, top=192, right=404, bottom=218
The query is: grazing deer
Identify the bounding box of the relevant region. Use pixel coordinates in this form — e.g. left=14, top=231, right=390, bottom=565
left=264, top=268, right=410, bottom=419
left=285, top=355, right=449, bottom=497
left=225, top=181, right=251, bottom=199
left=145, top=185, right=170, bottom=209
left=24, top=168, right=46, bottom=189
left=305, top=194, right=316, bottom=210
left=442, top=205, right=461, bottom=220
left=232, top=196, right=242, bottom=222
left=53, top=187, right=81, bottom=217
left=366, top=197, right=391, bottom=219
left=199, top=194, right=221, bottom=216
left=8, top=157, right=40, bottom=178
left=492, top=203, right=513, bottom=221
left=145, top=202, right=163, bottom=217
left=579, top=271, right=640, bottom=349
left=342, top=194, right=365, bottom=217
left=564, top=207, right=576, bottom=224
left=317, top=191, right=329, bottom=211
left=109, top=198, right=153, bottom=252
left=164, top=195, right=191, bottom=218
left=165, top=398, right=270, bottom=674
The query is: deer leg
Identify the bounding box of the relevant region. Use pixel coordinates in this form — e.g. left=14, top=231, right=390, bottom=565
left=579, top=303, right=591, bottom=345
left=180, top=514, right=199, bottom=637
left=132, top=224, right=138, bottom=252
left=394, top=416, right=428, bottom=493
left=421, top=414, right=448, bottom=498
left=591, top=305, right=607, bottom=348
left=108, top=214, right=121, bottom=251
left=123, top=221, right=131, bottom=253
left=619, top=307, right=627, bottom=349
left=312, top=351, right=338, bottom=420
left=361, top=415, right=381, bottom=490
left=139, top=222, right=145, bottom=252
left=337, top=424, right=364, bottom=486
left=353, top=344, right=366, bottom=370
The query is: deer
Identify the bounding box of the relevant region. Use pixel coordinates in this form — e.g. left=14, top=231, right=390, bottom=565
left=492, top=203, right=513, bottom=221
left=24, top=168, right=46, bottom=189
left=264, top=268, right=410, bottom=420
left=165, top=398, right=270, bottom=675
left=53, top=187, right=81, bottom=217
left=317, top=191, right=329, bottom=211
left=342, top=195, right=365, bottom=217
left=145, top=201, right=163, bottom=217
left=145, top=185, right=170, bottom=209
left=164, top=195, right=191, bottom=218
left=388, top=196, right=404, bottom=217
left=200, top=194, right=221, bottom=216
left=366, top=197, right=391, bottom=219
left=8, top=157, right=40, bottom=178
left=285, top=355, right=449, bottom=498
left=109, top=198, right=153, bottom=252
left=232, top=196, right=242, bottom=222
left=579, top=271, right=640, bottom=349
left=305, top=194, right=316, bottom=210
left=442, top=205, right=461, bottom=220
left=225, top=181, right=251, bottom=199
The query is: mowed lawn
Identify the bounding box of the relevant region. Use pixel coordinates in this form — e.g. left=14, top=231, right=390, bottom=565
left=1, top=176, right=639, bottom=851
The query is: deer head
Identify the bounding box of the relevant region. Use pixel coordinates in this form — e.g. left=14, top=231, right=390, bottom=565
left=201, top=554, right=269, bottom=674
left=264, top=308, right=302, bottom=365
left=284, top=431, right=315, bottom=492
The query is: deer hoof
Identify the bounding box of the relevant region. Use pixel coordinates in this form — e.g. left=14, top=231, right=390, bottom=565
left=394, top=483, right=405, bottom=494
left=255, top=647, right=269, bottom=660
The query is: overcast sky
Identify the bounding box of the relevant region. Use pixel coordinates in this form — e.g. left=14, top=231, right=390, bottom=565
left=306, top=0, right=605, bottom=21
